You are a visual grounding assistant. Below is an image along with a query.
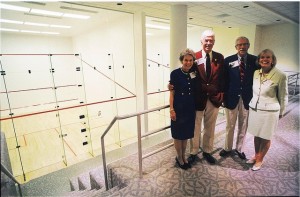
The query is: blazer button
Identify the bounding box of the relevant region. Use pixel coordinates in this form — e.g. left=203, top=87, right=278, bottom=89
left=207, top=83, right=209, bottom=86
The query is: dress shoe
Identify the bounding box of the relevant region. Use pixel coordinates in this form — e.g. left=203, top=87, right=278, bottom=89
left=184, top=162, right=192, bottom=168
left=246, top=157, right=256, bottom=164
left=203, top=152, right=216, bottom=164
left=187, top=154, right=197, bottom=164
left=235, top=150, right=246, bottom=160
left=251, top=162, right=263, bottom=171
left=219, top=149, right=231, bottom=157
left=175, top=157, right=188, bottom=170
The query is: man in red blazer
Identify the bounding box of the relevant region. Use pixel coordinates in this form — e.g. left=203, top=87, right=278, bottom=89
left=188, top=29, right=225, bottom=164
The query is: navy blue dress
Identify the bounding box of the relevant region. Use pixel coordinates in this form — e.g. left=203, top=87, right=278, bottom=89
left=170, top=68, right=196, bottom=140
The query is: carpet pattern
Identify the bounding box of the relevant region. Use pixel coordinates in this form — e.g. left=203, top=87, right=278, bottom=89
left=105, top=96, right=299, bottom=196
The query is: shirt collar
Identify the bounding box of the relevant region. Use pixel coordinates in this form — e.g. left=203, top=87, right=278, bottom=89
left=202, top=50, right=212, bottom=59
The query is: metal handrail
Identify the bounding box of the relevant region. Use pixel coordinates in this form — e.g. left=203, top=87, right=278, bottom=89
left=101, top=104, right=170, bottom=190
left=1, top=162, right=23, bottom=196
left=285, top=71, right=299, bottom=96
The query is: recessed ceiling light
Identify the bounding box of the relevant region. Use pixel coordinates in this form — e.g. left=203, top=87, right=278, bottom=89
left=41, top=32, right=60, bottom=35
left=117, top=3, right=123, bottom=6
left=50, top=25, right=71, bottom=29
left=63, top=13, right=90, bottom=19
left=21, top=30, right=41, bottom=34
left=31, top=9, right=63, bottom=17
left=0, top=3, right=30, bottom=12
left=0, top=28, right=19, bottom=32
left=24, top=22, right=48, bottom=27
left=243, top=6, right=249, bottom=8
left=228, top=27, right=232, bottom=28
left=0, top=19, right=23, bottom=24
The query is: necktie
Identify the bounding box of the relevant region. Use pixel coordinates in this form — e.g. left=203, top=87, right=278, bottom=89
left=240, top=57, right=245, bottom=83
left=206, top=53, right=211, bottom=78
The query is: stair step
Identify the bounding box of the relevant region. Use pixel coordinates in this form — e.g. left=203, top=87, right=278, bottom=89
left=78, top=172, right=91, bottom=190
left=69, top=177, right=79, bottom=191
left=89, top=167, right=105, bottom=190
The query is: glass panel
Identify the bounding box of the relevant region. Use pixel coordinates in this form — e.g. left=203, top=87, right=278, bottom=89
left=0, top=55, right=64, bottom=181
left=50, top=54, right=94, bottom=165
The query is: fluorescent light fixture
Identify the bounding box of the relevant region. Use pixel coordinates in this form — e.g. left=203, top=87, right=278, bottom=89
left=0, top=19, right=23, bottom=24
left=24, top=22, right=48, bottom=27
left=0, top=3, right=30, bottom=12
left=50, top=24, right=71, bottom=29
left=31, top=9, right=63, bottom=17
left=0, top=28, right=19, bottom=32
left=146, top=24, right=170, bottom=30
left=40, top=31, right=60, bottom=35
left=63, top=13, right=90, bottom=19
left=146, top=32, right=153, bottom=36
left=21, top=30, right=41, bottom=34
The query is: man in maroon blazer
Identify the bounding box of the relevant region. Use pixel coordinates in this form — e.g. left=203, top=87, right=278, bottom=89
left=188, top=29, right=225, bottom=164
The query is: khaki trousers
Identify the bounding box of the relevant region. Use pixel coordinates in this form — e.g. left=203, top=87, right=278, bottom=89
left=190, top=99, right=219, bottom=154
left=224, top=97, right=249, bottom=152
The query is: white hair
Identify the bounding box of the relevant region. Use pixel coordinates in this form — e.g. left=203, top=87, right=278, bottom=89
left=201, top=29, right=215, bottom=41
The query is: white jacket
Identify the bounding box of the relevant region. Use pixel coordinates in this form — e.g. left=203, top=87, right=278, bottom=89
left=249, top=67, right=288, bottom=115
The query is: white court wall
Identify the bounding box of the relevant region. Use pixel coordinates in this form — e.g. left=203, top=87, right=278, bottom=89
left=0, top=33, right=73, bottom=54
left=72, top=13, right=136, bottom=104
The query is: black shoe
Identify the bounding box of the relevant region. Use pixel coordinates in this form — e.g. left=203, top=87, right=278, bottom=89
left=235, top=150, right=246, bottom=160
left=219, top=149, right=232, bottom=157
left=203, top=152, right=216, bottom=164
left=187, top=154, right=197, bottom=164
left=175, top=157, right=188, bottom=170
left=184, top=162, right=192, bottom=168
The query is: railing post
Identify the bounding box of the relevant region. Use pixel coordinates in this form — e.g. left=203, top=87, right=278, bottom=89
left=137, top=115, right=143, bottom=178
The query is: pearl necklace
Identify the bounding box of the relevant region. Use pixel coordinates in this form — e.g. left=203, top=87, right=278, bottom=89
left=180, top=68, right=189, bottom=75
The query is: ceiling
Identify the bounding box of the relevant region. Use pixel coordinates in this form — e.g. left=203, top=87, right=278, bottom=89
left=0, top=1, right=299, bottom=37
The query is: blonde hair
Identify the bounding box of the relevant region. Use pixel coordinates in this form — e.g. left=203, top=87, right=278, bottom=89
left=256, top=49, right=277, bottom=67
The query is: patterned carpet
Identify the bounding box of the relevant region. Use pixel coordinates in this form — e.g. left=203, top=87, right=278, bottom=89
left=106, top=96, right=299, bottom=197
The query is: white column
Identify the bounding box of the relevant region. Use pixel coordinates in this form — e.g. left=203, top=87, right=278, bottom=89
left=170, top=4, right=187, bottom=71
left=134, top=11, right=148, bottom=132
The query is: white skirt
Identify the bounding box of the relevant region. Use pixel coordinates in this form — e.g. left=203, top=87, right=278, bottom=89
left=247, top=107, right=279, bottom=140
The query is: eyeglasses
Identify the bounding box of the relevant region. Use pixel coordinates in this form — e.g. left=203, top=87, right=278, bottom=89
left=236, top=43, right=249, bottom=47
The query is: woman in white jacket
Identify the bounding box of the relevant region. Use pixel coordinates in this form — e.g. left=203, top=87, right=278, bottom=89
left=247, top=49, right=288, bottom=171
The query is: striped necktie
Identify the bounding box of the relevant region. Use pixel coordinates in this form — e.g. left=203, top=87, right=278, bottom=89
left=240, top=57, right=245, bottom=83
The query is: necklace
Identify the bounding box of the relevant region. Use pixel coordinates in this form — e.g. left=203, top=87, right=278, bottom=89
left=180, top=68, right=189, bottom=75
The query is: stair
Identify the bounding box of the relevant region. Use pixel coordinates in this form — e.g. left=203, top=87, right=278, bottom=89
left=65, top=139, right=175, bottom=196
left=1, top=131, right=18, bottom=197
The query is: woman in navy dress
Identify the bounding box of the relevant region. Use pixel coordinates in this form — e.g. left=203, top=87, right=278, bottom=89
left=170, top=48, right=197, bottom=170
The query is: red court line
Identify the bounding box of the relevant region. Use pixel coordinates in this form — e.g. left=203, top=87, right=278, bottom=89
left=0, top=84, right=77, bottom=94
left=0, top=54, right=78, bottom=56
left=147, top=90, right=169, bottom=95
left=0, top=98, right=78, bottom=112
left=80, top=58, right=135, bottom=96
left=0, top=95, right=136, bottom=121
left=147, top=59, right=170, bottom=68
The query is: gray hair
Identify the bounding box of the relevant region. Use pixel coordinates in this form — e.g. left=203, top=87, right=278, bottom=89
left=201, top=29, right=215, bottom=41
left=235, top=36, right=250, bottom=46
left=179, top=48, right=196, bottom=62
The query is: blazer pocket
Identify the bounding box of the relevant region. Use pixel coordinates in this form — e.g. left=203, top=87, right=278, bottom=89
left=258, top=102, right=280, bottom=111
